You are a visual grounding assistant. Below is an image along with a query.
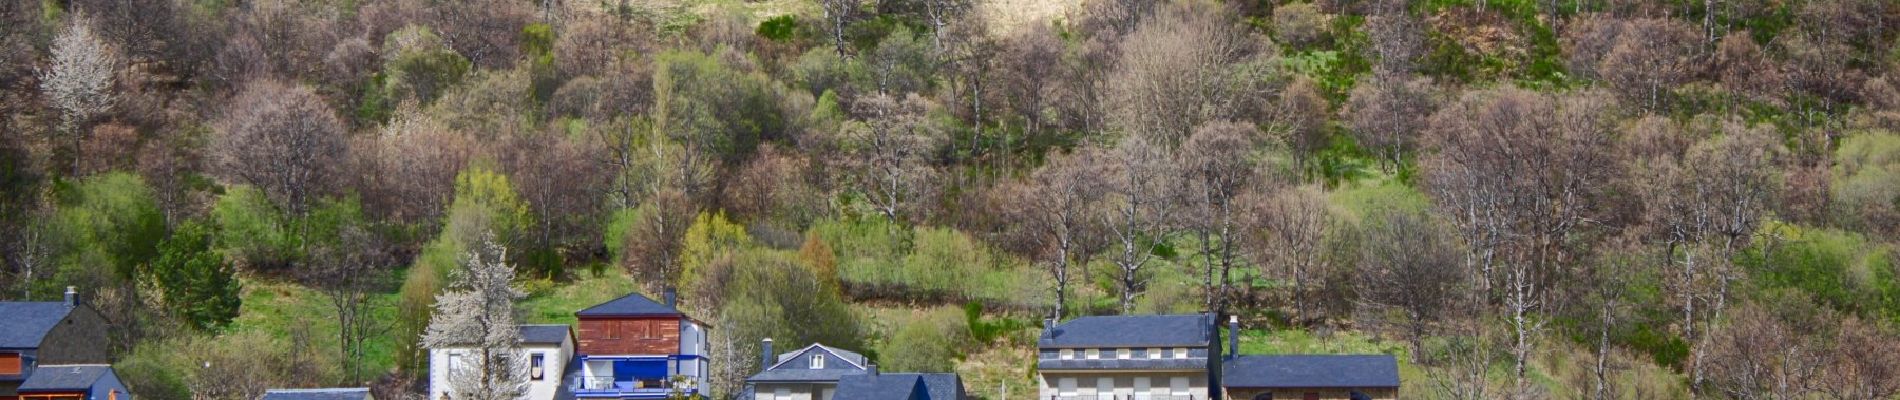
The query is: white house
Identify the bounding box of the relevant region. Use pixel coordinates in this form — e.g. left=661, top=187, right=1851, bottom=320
left=429, top=324, right=576, bottom=400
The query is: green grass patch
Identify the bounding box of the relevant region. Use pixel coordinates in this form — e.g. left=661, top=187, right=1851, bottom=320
left=517, top=268, right=642, bottom=324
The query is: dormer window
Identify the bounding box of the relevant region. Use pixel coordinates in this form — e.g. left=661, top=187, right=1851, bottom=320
left=1173, top=348, right=1188, bottom=359
left=1146, top=348, right=1160, bottom=360
left=1059, top=349, right=1074, bottom=360
left=810, top=355, right=824, bottom=369
left=1116, top=348, right=1130, bottom=359
left=1085, top=349, right=1100, bottom=360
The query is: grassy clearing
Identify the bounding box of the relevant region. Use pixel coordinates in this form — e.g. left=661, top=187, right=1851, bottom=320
left=517, top=267, right=643, bottom=324
left=230, top=277, right=406, bottom=378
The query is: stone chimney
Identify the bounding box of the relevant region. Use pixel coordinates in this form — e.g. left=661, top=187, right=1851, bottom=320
left=663, top=287, right=678, bottom=308
left=867, top=363, right=878, bottom=376
left=761, top=338, right=775, bottom=370
left=64, top=286, right=78, bottom=307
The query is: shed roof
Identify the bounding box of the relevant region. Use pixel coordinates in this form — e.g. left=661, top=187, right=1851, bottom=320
left=259, top=388, right=373, bottom=400
left=17, top=365, right=114, bottom=392
left=1037, top=314, right=1213, bottom=348
left=0, top=302, right=74, bottom=348
left=518, top=325, right=571, bottom=346
left=1221, top=355, right=1401, bottom=389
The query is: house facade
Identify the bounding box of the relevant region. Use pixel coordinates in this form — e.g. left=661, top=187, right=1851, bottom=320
left=1220, top=355, right=1399, bottom=400
left=745, top=341, right=869, bottom=400
left=2, top=288, right=113, bottom=400
left=428, top=325, right=576, bottom=400
left=570, top=290, right=709, bottom=399
left=1035, top=314, right=1220, bottom=400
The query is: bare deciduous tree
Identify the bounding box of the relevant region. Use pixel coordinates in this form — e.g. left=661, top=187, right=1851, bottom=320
left=1599, top=18, right=1700, bottom=110
left=305, top=225, right=393, bottom=385
left=1005, top=146, right=1107, bottom=320
left=841, top=93, right=942, bottom=225
left=1110, top=1, right=1273, bottom=145
left=1345, top=74, right=1436, bottom=172
left=212, top=80, right=349, bottom=216
left=41, top=14, right=122, bottom=175
left=422, top=233, right=528, bottom=400
left=1244, top=185, right=1332, bottom=325
left=1275, top=77, right=1329, bottom=177
left=1101, top=136, right=1179, bottom=313
left=1356, top=208, right=1463, bottom=359
left=1179, top=120, right=1259, bottom=313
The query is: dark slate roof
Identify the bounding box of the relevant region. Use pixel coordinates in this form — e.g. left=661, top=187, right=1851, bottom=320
left=574, top=293, right=683, bottom=318
left=519, top=325, right=571, bottom=346
left=749, top=344, right=871, bottom=383
left=915, top=373, right=965, bottom=400
left=1222, top=355, right=1401, bottom=389
left=1036, top=358, right=1209, bottom=371
left=1038, top=314, right=1213, bottom=349
left=17, top=365, right=112, bottom=391
left=260, top=388, right=373, bottom=400
left=0, top=302, right=74, bottom=348
left=833, top=373, right=962, bottom=400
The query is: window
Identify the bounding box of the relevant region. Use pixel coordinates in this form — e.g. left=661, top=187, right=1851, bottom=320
left=1173, top=348, right=1188, bottom=359
left=0, top=352, right=21, bottom=375
left=1116, top=348, right=1130, bottom=360
left=531, top=353, right=546, bottom=380
left=1145, top=348, right=1160, bottom=360
left=1085, top=349, right=1100, bottom=360
left=1059, top=349, right=1074, bottom=360
left=810, top=355, right=824, bottom=369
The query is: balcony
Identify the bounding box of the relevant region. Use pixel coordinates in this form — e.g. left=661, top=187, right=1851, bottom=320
left=569, top=375, right=696, bottom=398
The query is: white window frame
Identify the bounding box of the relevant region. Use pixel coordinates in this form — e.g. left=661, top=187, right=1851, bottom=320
left=1085, top=348, right=1100, bottom=360
left=1059, top=349, right=1074, bottom=360
left=1173, top=348, right=1188, bottom=359
left=1145, top=348, right=1160, bottom=360
left=1116, top=348, right=1130, bottom=360
left=810, top=355, right=824, bottom=369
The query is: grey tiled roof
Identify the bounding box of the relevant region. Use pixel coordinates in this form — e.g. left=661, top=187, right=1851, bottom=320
left=1222, top=355, right=1400, bottom=388
left=574, top=293, right=683, bottom=318
left=832, top=373, right=963, bottom=400
left=1038, top=314, right=1214, bottom=349
left=1036, top=358, right=1210, bottom=371
left=17, top=365, right=112, bottom=391
left=0, top=302, right=73, bottom=348
left=519, top=325, right=571, bottom=345
left=915, top=374, right=964, bottom=400
left=260, top=388, right=373, bottom=400
left=749, top=343, right=870, bottom=383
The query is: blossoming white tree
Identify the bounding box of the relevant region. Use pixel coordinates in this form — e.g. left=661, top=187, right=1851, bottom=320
left=423, top=233, right=527, bottom=400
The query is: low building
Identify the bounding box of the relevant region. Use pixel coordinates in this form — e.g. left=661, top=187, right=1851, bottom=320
left=831, top=370, right=963, bottom=400
left=1220, top=355, right=1399, bottom=400
left=14, top=365, right=129, bottom=400
left=2, top=288, right=113, bottom=400
left=428, top=324, right=576, bottom=400
left=745, top=341, right=868, bottom=400
left=1035, top=314, right=1220, bottom=400
left=260, top=388, right=374, bottom=400
left=570, top=290, right=709, bottom=399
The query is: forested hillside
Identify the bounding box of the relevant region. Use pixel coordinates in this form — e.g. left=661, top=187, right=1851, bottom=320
left=1, top=0, right=1897, bottom=399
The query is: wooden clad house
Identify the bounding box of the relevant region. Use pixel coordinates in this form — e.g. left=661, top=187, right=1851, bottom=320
left=570, top=290, right=709, bottom=399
